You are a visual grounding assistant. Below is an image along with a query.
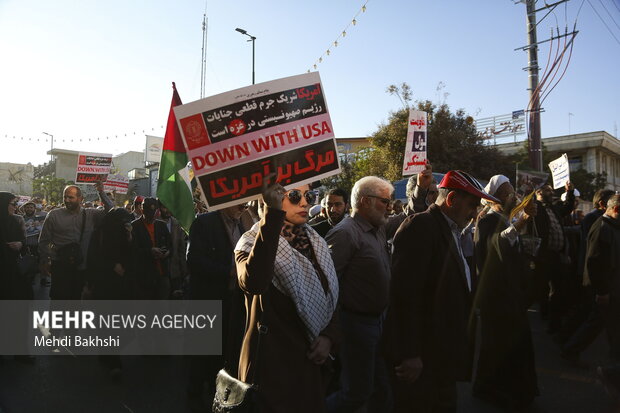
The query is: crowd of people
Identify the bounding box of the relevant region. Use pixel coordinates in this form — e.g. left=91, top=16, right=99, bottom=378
left=1, top=161, right=619, bottom=412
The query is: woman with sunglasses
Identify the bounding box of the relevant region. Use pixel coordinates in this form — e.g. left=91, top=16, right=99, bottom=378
left=233, top=182, right=340, bottom=412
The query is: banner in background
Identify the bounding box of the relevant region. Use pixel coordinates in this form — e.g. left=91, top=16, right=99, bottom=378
left=104, top=174, right=129, bottom=194
left=145, top=135, right=164, bottom=163
left=516, top=169, right=549, bottom=195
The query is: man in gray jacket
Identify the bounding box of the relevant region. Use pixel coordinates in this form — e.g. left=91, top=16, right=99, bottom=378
left=39, top=181, right=113, bottom=299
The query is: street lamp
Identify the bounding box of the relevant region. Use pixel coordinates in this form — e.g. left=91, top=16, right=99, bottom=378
left=42, top=132, right=54, bottom=163
left=235, top=27, right=256, bottom=85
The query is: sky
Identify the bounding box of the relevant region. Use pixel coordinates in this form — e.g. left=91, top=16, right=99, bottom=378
left=0, top=0, right=619, bottom=167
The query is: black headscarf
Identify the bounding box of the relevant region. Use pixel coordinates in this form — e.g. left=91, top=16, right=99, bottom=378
left=0, top=191, right=16, bottom=244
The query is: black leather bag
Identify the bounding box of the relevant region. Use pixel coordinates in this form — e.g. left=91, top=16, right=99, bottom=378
left=213, top=299, right=268, bottom=413
left=56, top=242, right=84, bottom=265
left=56, top=210, right=86, bottom=266
left=17, top=252, right=38, bottom=276
left=212, top=369, right=257, bottom=413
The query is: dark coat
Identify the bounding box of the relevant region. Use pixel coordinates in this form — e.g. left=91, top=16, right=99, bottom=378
left=472, top=211, right=538, bottom=407
left=187, top=211, right=248, bottom=373
left=235, top=208, right=339, bottom=413
left=586, top=215, right=620, bottom=298
left=131, top=218, right=171, bottom=296
left=0, top=215, right=28, bottom=300
left=187, top=211, right=242, bottom=300
left=531, top=190, right=574, bottom=254
left=88, top=210, right=136, bottom=300
left=383, top=203, right=473, bottom=382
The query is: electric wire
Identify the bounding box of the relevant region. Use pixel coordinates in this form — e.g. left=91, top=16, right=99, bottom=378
left=587, top=0, right=620, bottom=46
left=596, top=0, right=620, bottom=30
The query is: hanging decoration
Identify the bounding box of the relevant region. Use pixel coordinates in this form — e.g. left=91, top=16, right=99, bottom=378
left=307, top=0, right=370, bottom=73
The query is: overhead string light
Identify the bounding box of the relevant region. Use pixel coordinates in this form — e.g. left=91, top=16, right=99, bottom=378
left=0, top=125, right=165, bottom=144
left=307, top=0, right=370, bottom=73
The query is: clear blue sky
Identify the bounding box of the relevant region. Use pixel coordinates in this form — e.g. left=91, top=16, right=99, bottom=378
left=1, top=0, right=619, bottom=167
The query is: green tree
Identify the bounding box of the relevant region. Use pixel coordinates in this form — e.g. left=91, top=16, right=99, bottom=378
left=32, top=175, right=69, bottom=205
left=34, top=160, right=56, bottom=178
left=568, top=169, right=608, bottom=201
left=356, top=98, right=512, bottom=182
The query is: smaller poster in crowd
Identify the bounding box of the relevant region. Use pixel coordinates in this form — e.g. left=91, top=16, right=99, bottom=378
left=17, top=195, right=31, bottom=206
left=75, top=152, right=112, bottom=184
left=516, top=169, right=549, bottom=196
left=548, top=153, right=570, bottom=190
left=104, top=174, right=129, bottom=194
left=173, top=72, right=340, bottom=210
left=24, top=213, right=46, bottom=238
left=402, top=110, right=428, bottom=176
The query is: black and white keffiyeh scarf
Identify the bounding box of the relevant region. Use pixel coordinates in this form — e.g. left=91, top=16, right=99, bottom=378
left=236, top=221, right=339, bottom=342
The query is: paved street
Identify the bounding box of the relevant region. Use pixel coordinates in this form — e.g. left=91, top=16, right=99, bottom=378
left=1, top=278, right=618, bottom=413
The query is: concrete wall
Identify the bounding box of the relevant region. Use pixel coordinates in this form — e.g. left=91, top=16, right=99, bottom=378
left=0, top=162, right=34, bottom=195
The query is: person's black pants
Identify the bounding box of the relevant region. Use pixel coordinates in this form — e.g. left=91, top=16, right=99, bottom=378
left=50, top=260, right=85, bottom=300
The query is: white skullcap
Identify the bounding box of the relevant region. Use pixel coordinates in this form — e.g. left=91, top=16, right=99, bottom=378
left=481, top=175, right=510, bottom=205
left=309, top=204, right=322, bottom=217
left=561, top=188, right=580, bottom=201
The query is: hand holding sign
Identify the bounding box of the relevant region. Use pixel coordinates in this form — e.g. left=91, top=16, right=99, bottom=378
left=262, top=173, right=285, bottom=211
left=417, top=161, right=433, bottom=190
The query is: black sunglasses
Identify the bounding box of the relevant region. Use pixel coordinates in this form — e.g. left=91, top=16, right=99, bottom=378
left=286, top=190, right=317, bottom=205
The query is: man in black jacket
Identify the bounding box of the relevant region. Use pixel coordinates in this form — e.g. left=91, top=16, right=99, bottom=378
left=383, top=170, right=498, bottom=413
left=131, top=197, right=171, bottom=299
left=528, top=182, right=575, bottom=332
left=586, top=194, right=620, bottom=401
left=186, top=203, right=251, bottom=403
left=561, top=189, right=615, bottom=361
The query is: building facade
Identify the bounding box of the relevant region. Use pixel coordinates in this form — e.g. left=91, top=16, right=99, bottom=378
left=0, top=162, right=34, bottom=195
left=495, top=131, right=620, bottom=192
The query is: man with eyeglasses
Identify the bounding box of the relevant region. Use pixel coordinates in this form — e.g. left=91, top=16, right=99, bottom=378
left=383, top=170, right=499, bottom=413
left=185, top=202, right=252, bottom=406
left=326, top=176, right=394, bottom=413
left=311, top=188, right=349, bottom=238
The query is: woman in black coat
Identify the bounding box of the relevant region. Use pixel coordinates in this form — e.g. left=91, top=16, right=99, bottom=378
left=0, top=192, right=29, bottom=300
left=88, top=207, right=135, bottom=300
left=87, top=207, right=135, bottom=377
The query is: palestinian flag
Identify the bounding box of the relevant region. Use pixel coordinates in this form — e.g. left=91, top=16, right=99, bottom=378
left=157, top=82, right=195, bottom=233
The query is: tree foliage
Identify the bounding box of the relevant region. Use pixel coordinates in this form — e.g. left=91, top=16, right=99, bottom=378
left=34, top=160, right=56, bottom=178
left=32, top=175, right=69, bottom=205
left=354, top=99, right=512, bottom=182
left=568, top=169, right=608, bottom=202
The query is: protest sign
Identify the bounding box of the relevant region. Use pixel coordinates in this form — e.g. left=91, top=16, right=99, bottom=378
left=174, top=72, right=340, bottom=210
left=104, top=174, right=129, bottom=194
left=24, top=213, right=45, bottom=238
left=516, top=169, right=549, bottom=195
left=548, top=153, right=570, bottom=190
left=16, top=195, right=31, bottom=206
left=75, top=152, right=112, bottom=184
left=402, top=110, right=428, bottom=176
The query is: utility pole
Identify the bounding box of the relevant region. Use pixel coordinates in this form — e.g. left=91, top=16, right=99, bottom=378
left=516, top=0, right=575, bottom=171
left=200, top=13, right=208, bottom=99
left=42, top=132, right=54, bottom=163
left=525, top=0, right=543, bottom=171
